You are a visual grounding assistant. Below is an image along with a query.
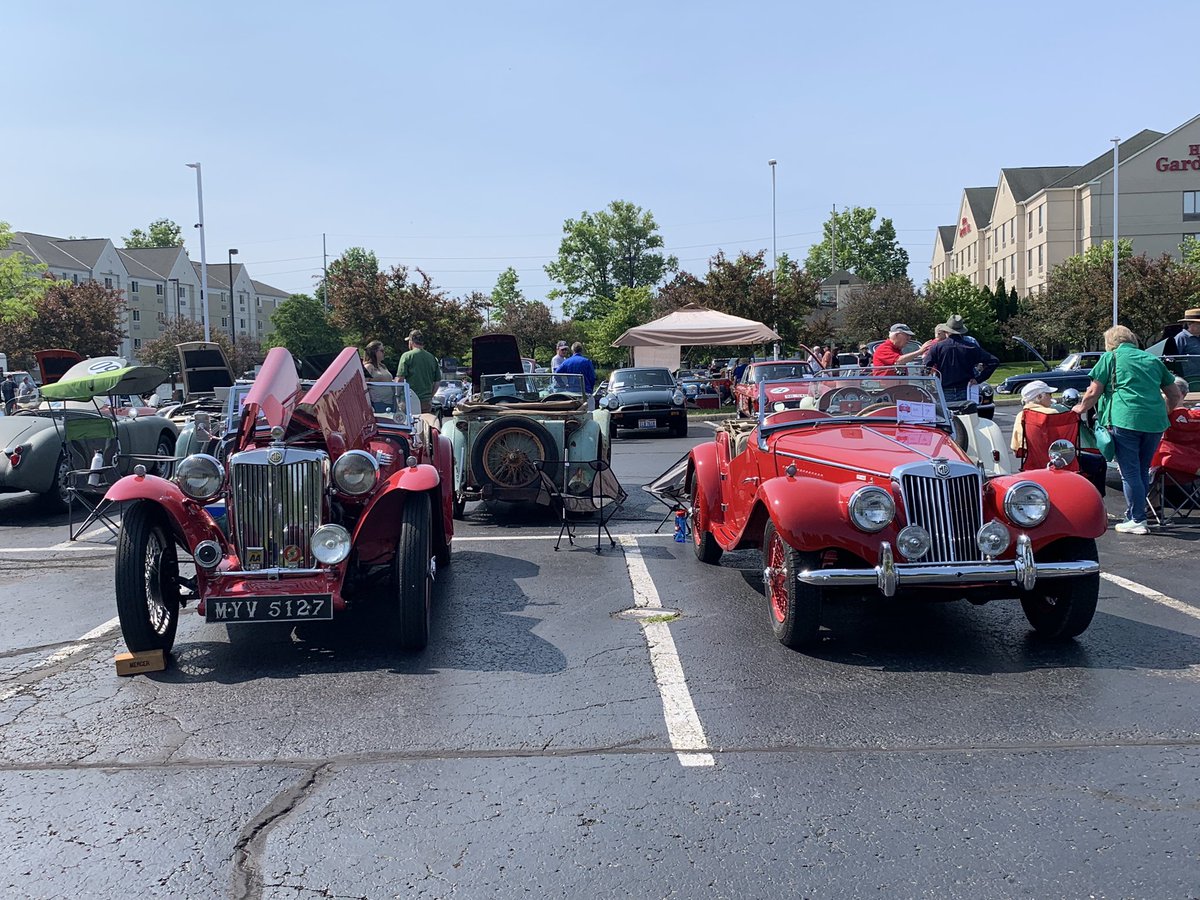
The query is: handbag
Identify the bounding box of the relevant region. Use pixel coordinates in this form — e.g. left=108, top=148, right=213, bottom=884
left=1094, top=351, right=1117, bottom=462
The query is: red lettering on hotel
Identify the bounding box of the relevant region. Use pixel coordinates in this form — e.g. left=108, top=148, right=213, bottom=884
left=958, top=217, right=971, bottom=237
left=1156, top=156, right=1200, bottom=172
left=1190, top=144, right=1200, bottom=157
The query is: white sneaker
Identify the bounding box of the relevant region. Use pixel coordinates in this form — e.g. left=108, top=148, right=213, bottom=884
left=1114, top=519, right=1149, bottom=535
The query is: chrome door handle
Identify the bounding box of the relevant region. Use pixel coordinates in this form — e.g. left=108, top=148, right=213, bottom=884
left=741, top=476, right=760, bottom=484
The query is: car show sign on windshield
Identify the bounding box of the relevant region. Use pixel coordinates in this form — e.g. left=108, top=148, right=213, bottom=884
left=897, top=399, right=936, bottom=424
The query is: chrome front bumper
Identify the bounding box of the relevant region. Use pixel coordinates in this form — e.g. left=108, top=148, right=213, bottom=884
left=793, top=534, right=1099, bottom=598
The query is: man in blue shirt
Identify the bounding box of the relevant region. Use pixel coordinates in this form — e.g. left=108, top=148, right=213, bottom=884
left=924, top=315, right=998, bottom=403
left=555, top=342, right=597, bottom=393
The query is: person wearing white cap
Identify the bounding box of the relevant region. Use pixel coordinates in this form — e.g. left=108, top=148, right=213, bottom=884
left=1010, top=380, right=1065, bottom=453
left=550, top=340, right=571, bottom=373
left=871, top=323, right=935, bottom=370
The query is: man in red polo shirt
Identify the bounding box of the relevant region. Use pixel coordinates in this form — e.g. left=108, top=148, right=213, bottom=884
left=872, top=323, right=934, bottom=371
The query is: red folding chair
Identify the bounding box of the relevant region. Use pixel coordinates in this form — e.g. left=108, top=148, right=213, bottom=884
left=1016, top=409, right=1080, bottom=472
left=1148, top=409, right=1200, bottom=523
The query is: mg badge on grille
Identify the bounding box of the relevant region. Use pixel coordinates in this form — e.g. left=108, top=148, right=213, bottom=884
left=267, top=449, right=284, bottom=465
left=934, top=461, right=951, bottom=477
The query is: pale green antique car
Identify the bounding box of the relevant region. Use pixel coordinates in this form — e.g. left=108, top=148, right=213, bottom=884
left=448, top=334, right=610, bottom=517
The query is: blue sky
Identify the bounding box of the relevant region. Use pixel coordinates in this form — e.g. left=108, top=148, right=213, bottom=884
left=3, top=1, right=1195, bottom=316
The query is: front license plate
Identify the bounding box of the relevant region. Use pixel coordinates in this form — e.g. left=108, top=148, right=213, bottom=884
left=638, top=418, right=658, bottom=429
left=206, top=594, right=333, bottom=623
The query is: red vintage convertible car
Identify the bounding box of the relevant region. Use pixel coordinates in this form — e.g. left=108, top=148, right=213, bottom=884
left=107, top=346, right=455, bottom=654
left=690, top=369, right=1106, bottom=648
left=733, top=357, right=821, bottom=417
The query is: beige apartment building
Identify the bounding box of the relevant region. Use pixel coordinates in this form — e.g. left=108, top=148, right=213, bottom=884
left=930, top=113, right=1200, bottom=295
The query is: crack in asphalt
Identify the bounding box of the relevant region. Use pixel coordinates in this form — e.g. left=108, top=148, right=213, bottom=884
left=0, top=735, right=1198, bottom=775
left=232, top=764, right=330, bottom=900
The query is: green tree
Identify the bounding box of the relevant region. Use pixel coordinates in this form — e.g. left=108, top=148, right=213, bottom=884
left=0, top=221, right=52, bottom=324
left=926, top=274, right=1000, bottom=348
left=317, top=247, right=380, bottom=308
left=804, top=206, right=911, bottom=283
left=1182, top=235, right=1200, bottom=274
left=136, top=318, right=260, bottom=377
left=266, top=293, right=345, bottom=356
left=490, top=266, right=526, bottom=321
left=582, top=286, right=655, bottom=367
left=124, top=218, right=184, bottom=248
left=545, top=200, right=677, bottom=320
left=838, top=280, right=934, bottom=346
left=498, top=298, right=556, bottom=361
left=0, top=280, right=126, bottom=370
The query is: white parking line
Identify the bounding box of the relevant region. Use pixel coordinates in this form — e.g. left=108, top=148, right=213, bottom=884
left=618, top=536, right=714, bottom=768
left=455, top=532, right=675, bottom=543
left=0, top=616, right=120, bottom=703
left=1102, top=573, right=1200, bottom=622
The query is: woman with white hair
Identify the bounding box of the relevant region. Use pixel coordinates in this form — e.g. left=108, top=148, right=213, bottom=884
left=1072, top=325, right=1183, bottom=534
left=1010, top=380, right=1064, bottom=454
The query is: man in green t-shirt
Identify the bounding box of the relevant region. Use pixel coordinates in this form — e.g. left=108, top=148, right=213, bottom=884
left=396, top=329, right=441, bottom=414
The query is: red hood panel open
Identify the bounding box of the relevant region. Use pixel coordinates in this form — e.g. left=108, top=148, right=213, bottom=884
left=298, top=347, right=376, bottom=457
left=237, top=347, right=303, bottom=449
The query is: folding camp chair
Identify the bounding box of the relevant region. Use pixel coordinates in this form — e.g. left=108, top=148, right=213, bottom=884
left=1147, top=410, right=1200, bottom=524
left=62, top=415, right=123, bottom=540
left=536, top=458, right=627, bottom=553
left=642, top=453, right=692, bottom=533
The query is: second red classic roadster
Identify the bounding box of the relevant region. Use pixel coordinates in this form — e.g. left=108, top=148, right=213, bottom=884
left=689, top=368, right=1106, bottom=649
left=107, top=346, right=455, bottom=655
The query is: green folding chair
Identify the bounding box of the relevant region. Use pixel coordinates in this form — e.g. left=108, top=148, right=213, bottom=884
left=63, top=415, right=122, bottom=541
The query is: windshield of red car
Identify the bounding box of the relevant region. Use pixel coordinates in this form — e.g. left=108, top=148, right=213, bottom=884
left=748, top=363, right=818, bottom=381
left=758, top=370, right=952, bottom=426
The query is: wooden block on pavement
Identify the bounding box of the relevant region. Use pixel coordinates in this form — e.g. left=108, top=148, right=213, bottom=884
left=114, top=649, right=165, bottom=676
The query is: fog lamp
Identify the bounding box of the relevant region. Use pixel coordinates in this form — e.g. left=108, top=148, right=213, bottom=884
left=194, top=539, right=222, bottom=569
left=896, top=525, right=931, bottom=560
left=976, top=521, right=1011, bottom=557
left=311, top=524, right=352, bottom=564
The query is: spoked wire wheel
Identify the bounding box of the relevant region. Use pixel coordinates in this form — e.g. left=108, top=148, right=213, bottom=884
left=479, top=426, right=547, bottom=489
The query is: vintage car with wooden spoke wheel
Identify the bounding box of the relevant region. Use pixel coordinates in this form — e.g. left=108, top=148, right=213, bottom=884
left=448, top=333, right=610, bottom=515
left=106, top=346, right=455, bottom=654
left=687, top=368, right=1106, bottom=649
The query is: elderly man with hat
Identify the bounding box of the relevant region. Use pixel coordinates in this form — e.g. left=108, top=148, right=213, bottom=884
left=550, top=340, right=571, bottom=373
left=1171, top=307, right=1200, bottom=386
left=924, top=314, right=999, bottom=404
left=871, top=323, right=935, bottom=370
left=395, top=328, right=441, bottom=414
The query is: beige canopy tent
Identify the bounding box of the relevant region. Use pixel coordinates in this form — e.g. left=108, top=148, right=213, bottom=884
left=612, top=304, right=781, bottom=370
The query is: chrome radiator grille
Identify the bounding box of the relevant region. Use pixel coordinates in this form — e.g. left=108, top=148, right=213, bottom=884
left=899, top=466, right=983, bottom=562
left=228, top=449, right=325, bottom=569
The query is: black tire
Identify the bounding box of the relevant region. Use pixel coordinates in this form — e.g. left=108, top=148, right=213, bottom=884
left=115, top=501, right=181, bottom=653
left=152, top=432, right=176, bottom=477
left=762, top=521, right=823, bottom=649
left=470, top=417, right=554, bottom=494
left=671, top=417, right=689, bottom=438
left=1020, top=537, right=1100, bottom=640
left=39, top=451, right=71, bottom=512
left=689, top=478, right=723, bottom=564
left=394, top=492, right=433, bottom=651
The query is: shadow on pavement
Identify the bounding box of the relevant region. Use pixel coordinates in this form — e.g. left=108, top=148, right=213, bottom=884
left=150, top=552, right=568, bottom=685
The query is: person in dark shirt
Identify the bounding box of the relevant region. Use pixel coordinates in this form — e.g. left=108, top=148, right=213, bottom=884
left=0, top=372, right=16, bottom=415
left=924, top=315, right=998, bottom=403
left=555, top=342, right=597, bottom=393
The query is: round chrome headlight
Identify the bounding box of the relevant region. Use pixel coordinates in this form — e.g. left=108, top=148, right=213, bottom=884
left=1048, top=439, right=1077, bottom=469
left=848, top=486, right=895, bottom=533
left=604, top=394, right=620, bottom=410
left=896, top=525, right=931, bottom=560
left=773, top=401, right=787, bottom=413
left=976, top=521, right=1011, bottom=557
left=672, top=390, right=685, bottom=406
left=332, top=449, right=379, bottom=496
left=311, top=524, right=352, bottom=564
left=176, top=453, right=224, bottom=502
left=1004, top=481, right=1049, bottom=527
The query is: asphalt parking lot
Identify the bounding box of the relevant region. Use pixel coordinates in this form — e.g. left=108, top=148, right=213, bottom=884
left=1, top=411, right=1199, bottom=899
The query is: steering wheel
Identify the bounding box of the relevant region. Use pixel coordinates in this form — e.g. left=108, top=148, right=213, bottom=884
left=486, top=394, right=524, bottom=405
left=541, top=393, right=578, bottom=402
left=818, top=387, right=855, bottom=412
left=888, top=384, right=935, bottom=405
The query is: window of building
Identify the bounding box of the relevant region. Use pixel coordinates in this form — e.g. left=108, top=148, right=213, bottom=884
left=103, top=276, right=112, bottom=289
left=131, top=280, right=139, bottom=293
left=72, top=273, right=80, bottom=285
left=256, top=297, right=262, bottom=309
left=221, top=317, right=228, bottom=327
left=1038, top=205, right=1044, bottom=233
left=1185, top=191, right=1200, bottom=221
left=155, top=283, right=163, bottom=295
left=133, top=338, right=141, bottom=350
left=987, top=235, right=991, bottom=256
left=1037, top=245, right=1044, bottom=272
left=131, top=309, right=140, bottom=322
left=239, top=318, right=245, bottom=329
left=177, top=285, right=186, bottom=299
left=1028, top=211, right=1033, bottom=238
left=1010, top=252, right=1016, bottom=276
left=239, top=294, right=245, bottom=307
left=1028, top=249, right=1033, bottom=272
left=157, top=312, right=165, bottom=323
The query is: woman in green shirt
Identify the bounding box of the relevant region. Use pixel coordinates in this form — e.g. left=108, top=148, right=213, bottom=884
left=1072, top=325, right=1182, bottom=534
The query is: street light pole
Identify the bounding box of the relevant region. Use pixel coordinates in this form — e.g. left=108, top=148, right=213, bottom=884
left=769, top=158, right=778, bottom=360
left=186, top=163, right=211, bottom=341
left=168, top=278, right=180, bottom=325
left=1111, top=137, right=1120, bottom=327
left=228, top=248, right=239, bottom=347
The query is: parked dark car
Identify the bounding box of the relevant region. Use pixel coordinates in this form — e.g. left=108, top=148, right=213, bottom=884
left=995, top=338, right=1102, bottom=396
left=601, top=367, right=688, bottom=437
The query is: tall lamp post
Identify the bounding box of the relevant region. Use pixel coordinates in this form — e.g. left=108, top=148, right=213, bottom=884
left=1111, top=137, right=1120, bottom=327
left=228, top=248, right=239, bottom=347
left=168, top=278, right=180, bottom=325
left=768, top=158, right=778, bottom=360
left=186, top=163, right=211, bottom=341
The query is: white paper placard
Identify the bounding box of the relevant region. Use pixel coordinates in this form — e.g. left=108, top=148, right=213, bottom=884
left=966, top=383, right=980, bottom=403
left=897, top=399, right=936, bottom=424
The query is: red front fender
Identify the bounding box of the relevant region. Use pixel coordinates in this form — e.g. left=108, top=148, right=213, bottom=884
left=754, top=476, right=846, bottom=553
left=689, top=443, right=723, bottom=527
left=352, top=463, right=443, bottom=566
left=105, top=473, right=225, bottom=551
left=986, top=468, right=1107, bottom=546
